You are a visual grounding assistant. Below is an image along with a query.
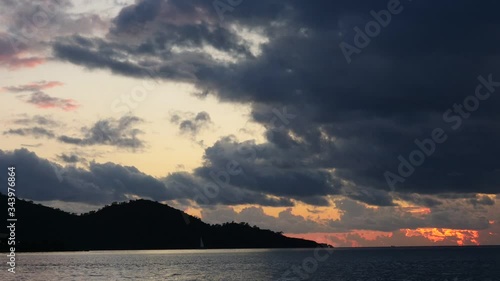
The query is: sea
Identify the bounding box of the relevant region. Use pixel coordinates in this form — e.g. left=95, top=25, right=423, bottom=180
left=1, top=246, right=499, bottom=280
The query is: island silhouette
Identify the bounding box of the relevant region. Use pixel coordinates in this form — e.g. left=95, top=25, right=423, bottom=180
left=0, top=193, right=329, bottom=252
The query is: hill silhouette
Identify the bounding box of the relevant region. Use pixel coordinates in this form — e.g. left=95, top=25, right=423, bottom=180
left=0, top=194, right=327, bottom=252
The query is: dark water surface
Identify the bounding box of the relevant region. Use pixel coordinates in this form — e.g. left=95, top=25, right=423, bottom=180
left=1, top=246, right=499, bottom=280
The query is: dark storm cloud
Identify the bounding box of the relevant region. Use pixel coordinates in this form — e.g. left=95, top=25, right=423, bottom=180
left=329, top=199, right=491, bottom=232
left=468, top=195, right=495, bottom=208
left=58, top=116, right=145, bottom=149
left=109, top=0, right=252, bottom=56
left=192, top=136, right=339, bottom=206
left=162, top=171, right=295, bottom=207
left=0, top=149, right=493, bottom=232
left=342, top=185, right=395, bottom=207
left=51, top=0, right=500, bottom=205
left=395, top=193, right=443, bottom=208
left=0, top=149, right=296, bottom=207
left=0, top=148, right=167, bottom=205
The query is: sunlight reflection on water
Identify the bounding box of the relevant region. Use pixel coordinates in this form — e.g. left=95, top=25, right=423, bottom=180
left=1, top=247, right=499, bottom=281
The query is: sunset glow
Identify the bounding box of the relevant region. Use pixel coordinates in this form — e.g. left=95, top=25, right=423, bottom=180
left=403, top=228, right=480, bottom=246
left=0, top=0, right=499, bottom=250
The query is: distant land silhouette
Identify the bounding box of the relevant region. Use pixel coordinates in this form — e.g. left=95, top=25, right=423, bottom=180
left=0, top=194, right=329, bottom=252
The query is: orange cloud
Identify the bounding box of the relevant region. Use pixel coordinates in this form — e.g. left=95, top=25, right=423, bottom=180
left=287, top=228, right=487, bottom=247
left=403, top=228, right=480, bottom=246
left=406, top=207, right=431, bottom=215
left=7, top=57, right=45, bottom=69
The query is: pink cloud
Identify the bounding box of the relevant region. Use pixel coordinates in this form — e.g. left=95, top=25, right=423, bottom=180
left=5, top=57, right=45, bottom=69
left=0, top=52, right=45, bottom=70
left=286, top=228, right=499, bottom=247
left=27, top=92, right=79, bottom=111
left=2, top=80, right=76, bottom=111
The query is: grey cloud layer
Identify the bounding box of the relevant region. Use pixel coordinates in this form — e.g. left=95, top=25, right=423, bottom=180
left=1, top=148, right=494, bottom=233
left=3, top=127, right=55, bottom=138
left=12, top=115, right=61, bottom=127
left=201, top=197, right=494, bottom=234
left=4, top=116, right=148, bottom=150
left=0, top=0, right=107, bottom=68
left=0, top=149, right=296, bottom=208
left=58, top=116, right=145, bottom=149
left=48, top=0, right=500, bottom=206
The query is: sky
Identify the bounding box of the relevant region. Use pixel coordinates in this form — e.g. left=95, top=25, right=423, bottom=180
left=0, top=0, right=499, bottom=247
